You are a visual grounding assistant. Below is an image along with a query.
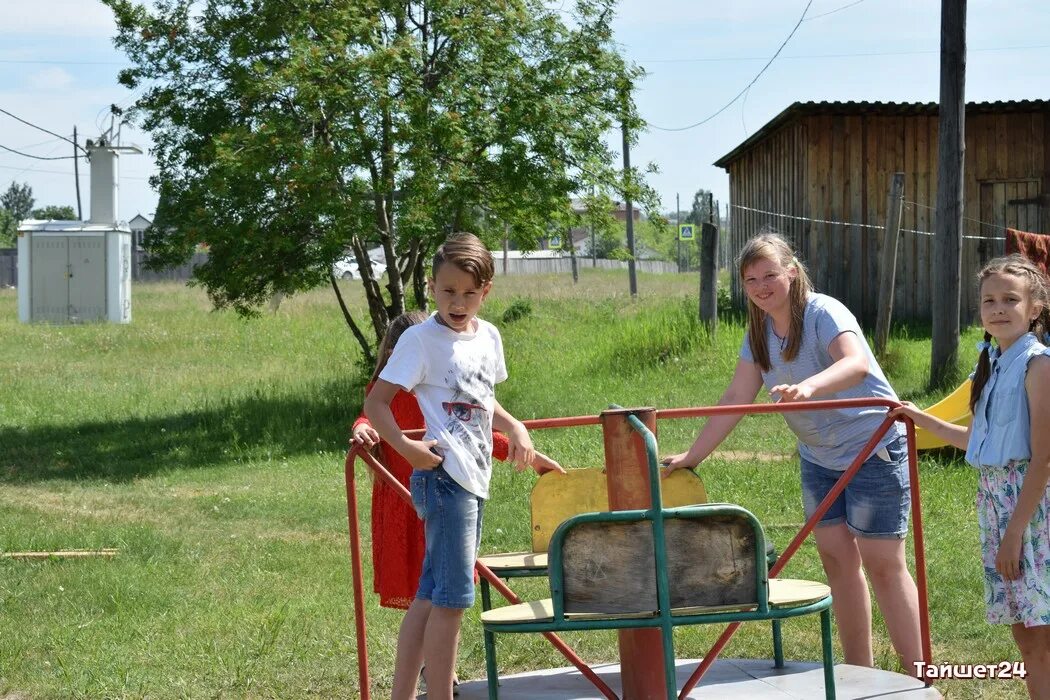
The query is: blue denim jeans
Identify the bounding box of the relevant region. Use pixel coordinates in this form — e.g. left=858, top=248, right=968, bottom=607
left=409, top=466, right=484, bottom=608
left=800, top=436, right=911, bottom=539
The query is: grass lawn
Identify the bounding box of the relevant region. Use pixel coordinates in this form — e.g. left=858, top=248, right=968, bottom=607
left=0, top=271, right=1025, bottom=699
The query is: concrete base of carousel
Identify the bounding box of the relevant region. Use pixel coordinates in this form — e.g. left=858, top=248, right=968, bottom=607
left=445, top=659, right=943, bottom=699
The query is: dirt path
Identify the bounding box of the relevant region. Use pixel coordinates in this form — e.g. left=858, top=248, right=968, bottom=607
left=710, top=450, right=793, bottom=462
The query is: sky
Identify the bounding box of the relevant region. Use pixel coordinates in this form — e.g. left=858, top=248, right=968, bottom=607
left=1, top=0, right=1048, bottom=223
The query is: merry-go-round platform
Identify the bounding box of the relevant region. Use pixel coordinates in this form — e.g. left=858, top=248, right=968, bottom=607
left=448, top=659, right=942, bottom=699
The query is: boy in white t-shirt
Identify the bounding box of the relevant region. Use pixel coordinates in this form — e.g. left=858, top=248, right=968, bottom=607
left=364, top=233, right=557, bottom=700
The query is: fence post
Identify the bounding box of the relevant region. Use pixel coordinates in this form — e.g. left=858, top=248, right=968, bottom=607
left=875, top=172, right=905, bottom=357
left=699, top=222, right=718, bottom=333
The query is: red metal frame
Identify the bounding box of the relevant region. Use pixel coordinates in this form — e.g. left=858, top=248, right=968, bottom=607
left=343, top=398, right=932, bottom=699
left=345, top=431, right=616, bottom=700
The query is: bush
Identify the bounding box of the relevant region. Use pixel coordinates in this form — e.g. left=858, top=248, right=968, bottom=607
left=717, top=283, right=736, bottom=318
left=501, top=299, right=533, bottom=323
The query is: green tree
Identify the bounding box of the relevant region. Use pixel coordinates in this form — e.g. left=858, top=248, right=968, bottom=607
left=0, top=182, right=34, bottom=248
left=31, top=205, right=77, bottom=220
left=1, top=182, right=34, bottom=221
left=0, top=209, right=15, bottom=248
left=686, top=188, right=715, bottom=226
left=104, top=0, right=646, bottom=362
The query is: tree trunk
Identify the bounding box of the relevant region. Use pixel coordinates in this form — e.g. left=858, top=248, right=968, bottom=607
left=330, top=271, right=375, bottom=366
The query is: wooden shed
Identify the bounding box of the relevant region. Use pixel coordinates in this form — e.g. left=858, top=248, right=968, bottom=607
left=714, top=100, right=1050, bottom=325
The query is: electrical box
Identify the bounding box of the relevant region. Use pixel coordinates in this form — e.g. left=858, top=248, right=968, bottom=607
left=17, top=221, right=132, bottom=324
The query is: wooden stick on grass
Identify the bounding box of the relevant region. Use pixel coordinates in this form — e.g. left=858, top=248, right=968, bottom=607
left=1, top=549, right=119, bottom=560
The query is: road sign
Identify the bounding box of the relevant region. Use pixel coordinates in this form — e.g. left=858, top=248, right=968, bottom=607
left=678, top=224, right=695, bottom=241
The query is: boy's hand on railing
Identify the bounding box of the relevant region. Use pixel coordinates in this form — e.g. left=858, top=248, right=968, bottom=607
left=351, top=424, right=381, bottom=449
left=402, top=438, right=444, bottom=470
left=524, top=450, right=565, bottom=475
left=506, top=422, right=535, bottom=471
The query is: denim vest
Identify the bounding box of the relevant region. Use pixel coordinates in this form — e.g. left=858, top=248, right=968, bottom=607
left=965, top=333, right=1049, bottom=468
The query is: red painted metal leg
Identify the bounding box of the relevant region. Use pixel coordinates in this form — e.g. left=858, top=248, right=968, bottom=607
left=905, top=419, right=934, bottom=684
left=476, top=561, right=620, bottom=700
left=601, top=407, right=669, bottom=700
left=344, top=447, right=371, bottom=700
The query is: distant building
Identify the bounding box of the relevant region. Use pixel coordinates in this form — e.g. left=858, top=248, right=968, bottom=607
left=129, top=213, right=152, bottom=251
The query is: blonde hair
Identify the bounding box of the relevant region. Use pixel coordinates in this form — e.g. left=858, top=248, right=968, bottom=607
left=432, top=232, right=494, bottom=287
left=737, top=232, right=814, bottom=372
left=370, top=311, right=429, bottom=384
left=969, top=254, right=1050, bottom=414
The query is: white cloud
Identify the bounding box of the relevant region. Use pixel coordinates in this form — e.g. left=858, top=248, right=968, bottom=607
left=26, top=66, right=75, bottom=90
left=4, top=1, right=118, bottom=37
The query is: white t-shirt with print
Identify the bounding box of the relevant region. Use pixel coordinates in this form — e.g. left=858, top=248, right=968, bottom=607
left=379, top=314, right=508, bottom=499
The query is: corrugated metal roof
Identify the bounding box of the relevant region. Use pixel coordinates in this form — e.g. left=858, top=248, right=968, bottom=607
left=18, top=220, right=131, bottom=233
left=713, top=99, right=1050, bottom=168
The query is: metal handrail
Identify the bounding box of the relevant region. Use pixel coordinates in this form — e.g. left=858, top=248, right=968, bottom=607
left=343, top=397, right=931, bottom=699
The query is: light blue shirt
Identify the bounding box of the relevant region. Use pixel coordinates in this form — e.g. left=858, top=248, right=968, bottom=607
left=965, top=333, right=1048, bottom=469
left=740, top=293, right=903, bottom=471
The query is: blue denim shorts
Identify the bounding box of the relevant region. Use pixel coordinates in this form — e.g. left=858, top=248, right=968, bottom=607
left=800, top=436, right=911, bottom=539
left=409, top=466, right=484, bottom=609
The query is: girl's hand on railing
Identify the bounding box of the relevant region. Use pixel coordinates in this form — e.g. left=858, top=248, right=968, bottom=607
left=660, top=452, right=699, bottom=478
left=770, top=382, right=816, bottom=402
left=351, top=424, right=381, bottom=448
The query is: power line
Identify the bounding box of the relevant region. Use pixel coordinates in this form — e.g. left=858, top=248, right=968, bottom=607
left=803, top=0, right=867, bottom=22
left=646, top=0, right=814, bottom=132
left=638, top=43, right=1050, bottom=64
left=16, top=136, right=67, bottom=150
left=0, top=163, right=152, bottom=181
left=0, top=107, right=86, bottom=153
left=0, top=143, right=78, bottom=160
left=733, top=203, right=1006, bottom=241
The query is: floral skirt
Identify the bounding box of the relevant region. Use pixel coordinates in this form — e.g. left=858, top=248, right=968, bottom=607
left=977, top=459, right=1050, bottom=627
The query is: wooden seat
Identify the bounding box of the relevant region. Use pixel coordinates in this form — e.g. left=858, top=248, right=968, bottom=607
left=482, top=579, right=832, bottom=626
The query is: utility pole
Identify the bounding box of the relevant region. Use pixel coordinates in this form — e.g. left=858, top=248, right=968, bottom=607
left=502, top=223, right=509, bottom=276
left=622, top=116, right=637, bottom=298
left=931, top=0, right=966, bottom=389
left=73, top=126, right=82, bottom=220
left=568, top=225, right=578, bottom=283
left=590, top=186, right=597, bottom=267
left=699, top=192, right=718, bottom=332
left=676, top=192, right=681, bottom=273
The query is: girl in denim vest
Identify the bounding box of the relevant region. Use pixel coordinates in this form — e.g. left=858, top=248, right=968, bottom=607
left=894, top=254, right=1050, bottom=697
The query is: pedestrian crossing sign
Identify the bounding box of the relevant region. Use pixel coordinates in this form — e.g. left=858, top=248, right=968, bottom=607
left=678, top=224, right=695, bottom=241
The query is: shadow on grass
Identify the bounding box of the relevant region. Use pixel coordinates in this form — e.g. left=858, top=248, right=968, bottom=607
left=0, top=377, right=366, bottom=484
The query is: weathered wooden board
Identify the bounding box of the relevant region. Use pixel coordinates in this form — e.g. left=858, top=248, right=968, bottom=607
left=559, top=515, right=758, bottom=615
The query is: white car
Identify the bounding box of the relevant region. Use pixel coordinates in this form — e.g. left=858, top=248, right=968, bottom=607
left=333, top=255, right=388, bottom=280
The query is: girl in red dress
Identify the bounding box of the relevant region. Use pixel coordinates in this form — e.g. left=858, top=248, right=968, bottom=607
left=352, top=311, right=561, bottom=609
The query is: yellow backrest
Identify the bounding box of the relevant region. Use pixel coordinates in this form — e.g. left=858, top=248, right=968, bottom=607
left=529, top=467, right=708, bottom=552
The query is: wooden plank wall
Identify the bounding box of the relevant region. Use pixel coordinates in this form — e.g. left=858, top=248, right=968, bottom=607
left=727, top=122, right=806, bottom=305
left=725, top=109, right=1049, bottom=325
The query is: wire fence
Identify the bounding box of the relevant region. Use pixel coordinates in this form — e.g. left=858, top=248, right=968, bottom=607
left=731, top=202, right=1008, bottom=241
